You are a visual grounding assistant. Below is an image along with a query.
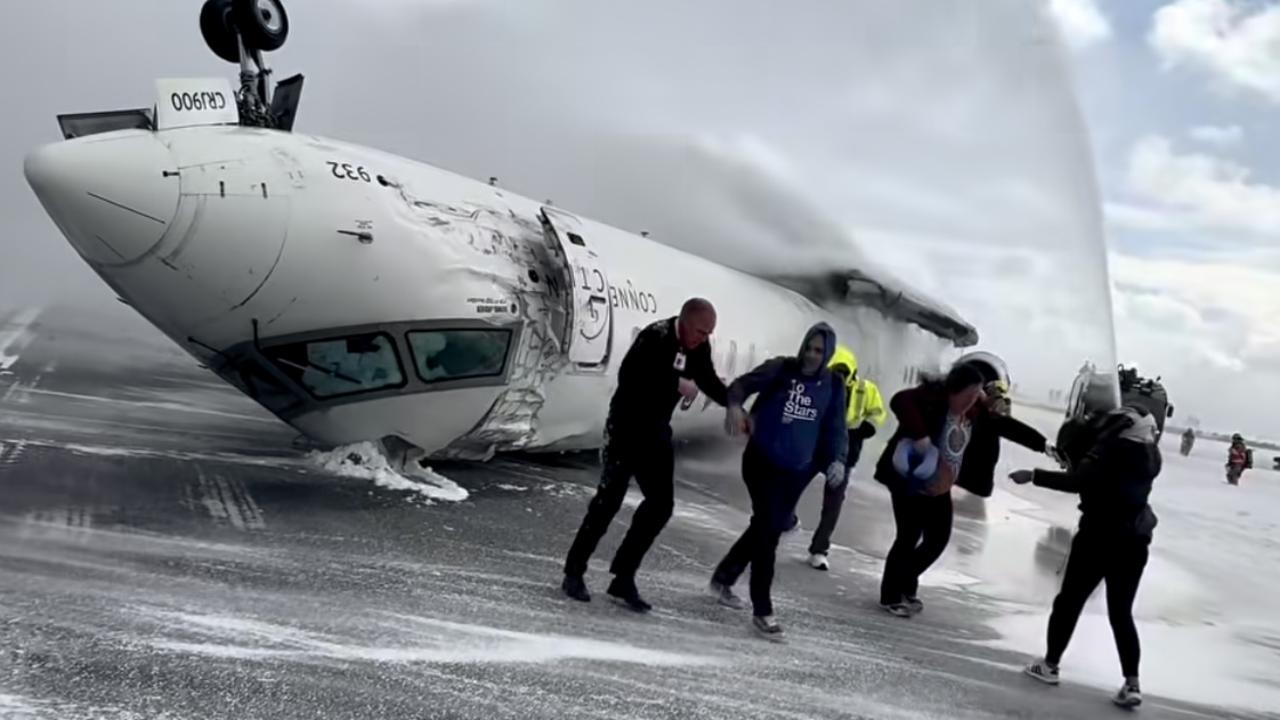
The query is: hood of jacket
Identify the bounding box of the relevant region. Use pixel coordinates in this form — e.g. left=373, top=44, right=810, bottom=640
left=798, top=323, right=838, bottom=375
left=828, top=344, right=858, bottom=389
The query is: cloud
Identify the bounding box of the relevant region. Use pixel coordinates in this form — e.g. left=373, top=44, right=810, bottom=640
left=1049, top=0, right=1113, bottom=48
left=1126, top=134, right=1280, bottom=234
left=1109, top=251, right=1280, bottom=434
left=1188, top=123, right=1244, bottom=147
left=1104, top=201, right=1189, bottom=232
left=1150, top=0, right=1280, bottom=102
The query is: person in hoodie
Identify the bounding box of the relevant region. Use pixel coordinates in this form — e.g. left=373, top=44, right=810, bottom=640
left=708, top=323, right=847, bottom=640
left=1013, top=400, right=1163, bottom=710
left=874, top=365, right=983, bottom=618
left=804, top=344, right=885, bottom=571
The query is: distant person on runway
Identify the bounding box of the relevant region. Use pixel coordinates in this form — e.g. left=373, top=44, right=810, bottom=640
left=1225, top=434, right=1252, bottom=486
left=1180, top=427, right=1195, bottom=457
left=709, top=323, right=847, bottom=640
left=804, top=344, right=885, bottom=571
left=562, top=298, right=728, bottom=612
left=1014, top=400, right=1163, bottom=710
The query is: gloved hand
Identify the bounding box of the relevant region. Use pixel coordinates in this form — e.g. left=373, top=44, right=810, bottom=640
left=725, top=405, right=751, bottom=437
left=1009, top=470, right=1034, bottom=485
left=825, top=461, right=846, bottom=489
left=856, top=421, right=877, bottom=439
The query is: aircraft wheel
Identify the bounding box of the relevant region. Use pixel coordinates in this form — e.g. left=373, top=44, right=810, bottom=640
left=200, top=0, right=241, bottom=64
left=233, top=0, right=290, bottom=52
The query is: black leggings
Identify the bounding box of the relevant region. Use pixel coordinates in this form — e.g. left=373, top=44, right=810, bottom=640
left=1046, top=530, right=1149, bottom=678
left=879, top=490, right=953, bottom=604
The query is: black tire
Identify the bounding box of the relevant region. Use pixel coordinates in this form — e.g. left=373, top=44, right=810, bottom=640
left=200, top=0, right=241, bottom=64
left=233, top=0, right=289, bottom=53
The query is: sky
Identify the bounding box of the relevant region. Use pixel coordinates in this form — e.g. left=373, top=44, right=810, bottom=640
left=0, top=0, right=1275, bottom=439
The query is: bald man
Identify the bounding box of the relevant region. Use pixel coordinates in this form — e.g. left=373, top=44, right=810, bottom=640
left=563, top=298, right=728, bottom=611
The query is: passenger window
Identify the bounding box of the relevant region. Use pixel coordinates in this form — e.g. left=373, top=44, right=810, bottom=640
left=265, top=331, right=405, bottom=399
left=406, top=328, right=511, bottom=383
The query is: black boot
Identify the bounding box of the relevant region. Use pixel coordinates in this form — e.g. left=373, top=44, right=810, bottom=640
left=606, top=576, right=652, bottom=613
left=562, top=574, right=591, bottom=602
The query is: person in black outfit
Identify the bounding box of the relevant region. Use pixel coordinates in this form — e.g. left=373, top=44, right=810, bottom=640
left=562, top=298, right=728, bottom=611
left=1015, top=402, right=1162, bottom=710
left=874, top=362, right=1048, bottom=617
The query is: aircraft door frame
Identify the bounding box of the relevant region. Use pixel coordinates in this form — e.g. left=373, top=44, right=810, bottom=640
left=539, top=206, right=613, bottom=367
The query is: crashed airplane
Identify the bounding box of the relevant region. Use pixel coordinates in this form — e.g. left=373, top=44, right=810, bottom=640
left=23, top=0, right=977, bottom=461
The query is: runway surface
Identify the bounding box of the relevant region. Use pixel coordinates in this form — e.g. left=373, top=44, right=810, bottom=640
left=1, top=305, right=1273, bottom=719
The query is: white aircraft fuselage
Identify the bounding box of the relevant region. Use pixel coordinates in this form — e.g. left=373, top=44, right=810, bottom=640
left=24, top=80, right=973, bottom=459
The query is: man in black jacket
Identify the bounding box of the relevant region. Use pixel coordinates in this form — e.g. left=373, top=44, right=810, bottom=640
left=1013, top=403, right=1162, bottom=710
left=562, top=298, right=728, bottom=611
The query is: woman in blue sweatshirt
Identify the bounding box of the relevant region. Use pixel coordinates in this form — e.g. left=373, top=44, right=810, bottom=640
left=709, top=323, right=847, bottom=640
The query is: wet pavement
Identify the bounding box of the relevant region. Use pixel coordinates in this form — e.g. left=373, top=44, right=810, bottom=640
left=0, top=305, right=1274, bottom=719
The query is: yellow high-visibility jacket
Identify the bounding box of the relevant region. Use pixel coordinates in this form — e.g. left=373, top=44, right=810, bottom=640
left=829, top=345, right=886, bottom=429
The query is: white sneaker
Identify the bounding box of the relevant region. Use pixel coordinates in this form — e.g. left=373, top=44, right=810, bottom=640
left=1023, top=659, right=1061, bottom=686
left=1113, top=681, right=1142, bottom=709
left=808, top=553, right=829, bottom=571
left=752, top=614, right=785, bottom=641
left=879, top=600, right=912, bottom=618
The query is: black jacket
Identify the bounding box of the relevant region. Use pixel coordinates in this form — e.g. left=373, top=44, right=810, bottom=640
left=957, top=414, right=1047, bottom=497
left=607, top=317, right=728, bottom=432
left=874, top=383, right=1046, bottom=496
left=1033, top=432, right=1161, bottom=540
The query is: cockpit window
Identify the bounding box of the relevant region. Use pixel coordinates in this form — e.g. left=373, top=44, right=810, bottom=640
left=406, top=329, right=511, bottom=383
left=264, top=331, right=406, bottom=399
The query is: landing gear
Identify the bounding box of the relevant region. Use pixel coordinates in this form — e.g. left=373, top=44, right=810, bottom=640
left=233, top=0, right=290, bottom=53
left=201, top=0, right=290, bottom=63
left=198, top=0, right=301, bottom=130
left=200, top=0, right=240, bottom=64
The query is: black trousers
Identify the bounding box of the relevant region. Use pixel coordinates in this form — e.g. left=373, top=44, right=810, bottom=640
left=1045, top=530, right=1149, bottom=678
left=563, top=422, right=675, bottom=580
left=879, top=490, right=953, bottom=604
left=712, top=445, right=810, bottom=617
left=807, top=431, right=865, bottom=556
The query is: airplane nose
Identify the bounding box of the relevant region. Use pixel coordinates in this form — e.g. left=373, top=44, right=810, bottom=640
left=24, top=132, right=179, bottom=265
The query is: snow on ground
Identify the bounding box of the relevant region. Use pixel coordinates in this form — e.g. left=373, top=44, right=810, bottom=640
left=308, top=441, right=469, bottom=503
left=138, top=607, right=720, bottom=667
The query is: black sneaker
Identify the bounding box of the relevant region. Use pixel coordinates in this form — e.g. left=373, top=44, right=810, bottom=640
left=561, top=575, right=591, bottom=602
left=1113, top=681, right=1142, bottom=709
left=904, top=595, right=924, bottom=615
left=606, top=577, right=652, bottom=613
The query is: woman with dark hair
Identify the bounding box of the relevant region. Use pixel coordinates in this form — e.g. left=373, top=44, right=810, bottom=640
left=875, top=360, right=1047, bottom=617
left=875, top=364, right=983, bottom=617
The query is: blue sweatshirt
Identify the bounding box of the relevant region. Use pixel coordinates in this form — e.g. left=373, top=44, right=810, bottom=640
left=727, top=323, right=847, bottom=476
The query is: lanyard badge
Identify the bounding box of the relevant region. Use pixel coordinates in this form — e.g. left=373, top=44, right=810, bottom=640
left=673, top=352, right=687, bottom=371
